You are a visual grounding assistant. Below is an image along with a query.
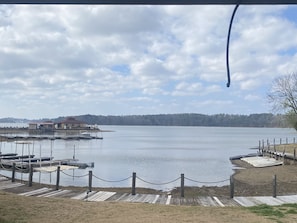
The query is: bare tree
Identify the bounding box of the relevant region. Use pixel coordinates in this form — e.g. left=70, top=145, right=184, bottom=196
left=268, top=73, right=297, bottom=129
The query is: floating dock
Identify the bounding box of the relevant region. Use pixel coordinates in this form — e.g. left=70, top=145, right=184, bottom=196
left=0, top=153, right=94, bottom=172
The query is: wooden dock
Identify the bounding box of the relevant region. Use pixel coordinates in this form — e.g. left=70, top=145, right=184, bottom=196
left=1, top=175, right=297, bottom=207
left=0, top=152, right=93, bottom=172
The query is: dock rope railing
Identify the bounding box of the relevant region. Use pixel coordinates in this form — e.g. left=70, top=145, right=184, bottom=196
left=185, top=177, right=229, bottom=184
left=0, top=162, right=12, bottom=171
left=3, top=168, right=297, bottom=198
left=61, top=171, right=89, bottom=178
left=136, top=175, right=181, bottom=186
left=93, top=174, right=132, bottom=183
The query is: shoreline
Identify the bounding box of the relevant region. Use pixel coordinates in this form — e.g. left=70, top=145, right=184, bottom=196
left=4, top=160, right=297, bottom=198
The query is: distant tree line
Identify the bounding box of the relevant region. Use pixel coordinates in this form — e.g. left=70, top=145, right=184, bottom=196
left=0, top=113, right=289, bottom=128
left=61, top=113, right=287, bottom=128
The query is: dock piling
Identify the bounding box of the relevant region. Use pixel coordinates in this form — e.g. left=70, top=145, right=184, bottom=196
left=230, top=176, right=234, bottom=199
left=88, top=170, right=92, bottom=192
left=132, top=172, right=136, bottom=195
left=273, top=175, right=277, bottom=198
left=180, top=173, right=185, bottom=198
left=28, top=164, right=33, bottom=187
left=55, top=166, right=60, bottom=190
left=11, top=162, right=16, bottom=182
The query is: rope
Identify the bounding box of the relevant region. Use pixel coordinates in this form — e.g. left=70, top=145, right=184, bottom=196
left=136, top=176, right=181, bottom=186
left=185, top=177, right=229, bottom=184
left=0, top=162, right=12, bottom=170
left=226, top=4, right=240, bottom=88
left=61, top=171, right=89, bottom=178
left=93, top=174, right=132, bottom=183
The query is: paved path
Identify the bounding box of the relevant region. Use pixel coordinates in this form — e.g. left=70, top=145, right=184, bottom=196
left=1, top=176, right=297, bottom=207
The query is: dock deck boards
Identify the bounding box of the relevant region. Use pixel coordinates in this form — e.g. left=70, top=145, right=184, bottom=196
left=1, top=175, right=297, bottom=207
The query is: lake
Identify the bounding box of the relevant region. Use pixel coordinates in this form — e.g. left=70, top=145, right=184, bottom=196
left=0, top=125, right=296, bottom=190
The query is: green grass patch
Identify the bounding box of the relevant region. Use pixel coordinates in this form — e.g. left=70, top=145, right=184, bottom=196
left=248, top=205, right=284, bottom=218
left=248, top=203, right=297, bottom=221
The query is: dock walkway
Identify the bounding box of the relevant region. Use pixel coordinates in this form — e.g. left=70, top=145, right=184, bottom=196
left=1, top=176, right=296, bottom=207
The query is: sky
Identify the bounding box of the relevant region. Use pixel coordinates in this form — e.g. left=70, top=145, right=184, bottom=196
left=1, top=4, right=297, bottom=119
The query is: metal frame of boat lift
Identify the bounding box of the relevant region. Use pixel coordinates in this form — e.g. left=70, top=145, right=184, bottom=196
left=1, top=0, right=297, bottom=5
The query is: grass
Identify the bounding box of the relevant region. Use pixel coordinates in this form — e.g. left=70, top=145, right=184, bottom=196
left=248, top=205, right=285, bottom=218
left=275, top=144, right=297, bottom=154
left=248, top=204, right=297, bottom=222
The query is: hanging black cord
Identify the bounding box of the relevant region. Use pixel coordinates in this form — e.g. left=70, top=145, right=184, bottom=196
left=226, top=4, right=239, bottom=88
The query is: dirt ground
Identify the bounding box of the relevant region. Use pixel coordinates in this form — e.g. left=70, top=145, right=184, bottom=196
left=170, top=159, right=297, bottom=197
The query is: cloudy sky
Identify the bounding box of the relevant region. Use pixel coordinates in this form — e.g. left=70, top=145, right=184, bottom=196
left=0, top=4, right=297, bottom=119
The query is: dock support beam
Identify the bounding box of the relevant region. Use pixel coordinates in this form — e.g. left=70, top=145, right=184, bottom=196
left=55, top=166, right=60, bottom=190
left=180, top=173, right=185, bottom=198
left=132, top=172, right=136, bottom=195
left=88, top=170, right=92, bottom=192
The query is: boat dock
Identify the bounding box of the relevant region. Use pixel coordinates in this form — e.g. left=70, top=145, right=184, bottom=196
left=0, top=134, right=103, bottom=141
left=0, top=152, right=94, bottom=172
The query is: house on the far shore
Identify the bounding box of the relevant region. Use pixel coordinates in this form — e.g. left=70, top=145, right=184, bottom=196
left=28, top=117, right=90, bottom=134
left=28, top=121, right=55, bottom=133
left=55, top=117, right=87, bottom=130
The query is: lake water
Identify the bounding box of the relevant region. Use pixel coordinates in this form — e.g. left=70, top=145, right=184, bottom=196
left=0, top=125, right=296, bottom=190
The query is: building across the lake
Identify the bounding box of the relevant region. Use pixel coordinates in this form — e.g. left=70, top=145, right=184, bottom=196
left=55, top=117, right=87, bottom=130
left=28, top=117, right=94, bottom=134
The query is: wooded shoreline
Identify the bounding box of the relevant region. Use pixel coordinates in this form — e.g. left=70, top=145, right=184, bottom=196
left=0, top=113, right=289, bottom=128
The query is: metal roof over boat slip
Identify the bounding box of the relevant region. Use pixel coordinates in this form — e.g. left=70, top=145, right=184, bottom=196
left=1, top=0, right=297, bottom=4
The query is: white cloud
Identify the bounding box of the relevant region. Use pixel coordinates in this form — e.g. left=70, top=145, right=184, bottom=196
left=244, top=94, right=262, bottom=101
left=0, top=5, right=296, bottom=118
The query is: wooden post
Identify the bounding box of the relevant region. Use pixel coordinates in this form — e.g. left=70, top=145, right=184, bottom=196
left=273, top=175, right=277, bottom=198
left=180, top=174, right=185, bottom=198
left=286, top=137, right=288, bottom=144
left=28, top=165, right=33, bottom=187
left=273, top=138, right=275, bottom=148
left=280, top=138, right=282, bottom=145
left=259, top=140, right=261, bottom=150
left=55, top=166, right=60, bottom=190
left=132, top=172, right=136, bottom=195
left=11, top=162, right=16, bottom=182
left=294, top=137, right=296, bottom=144
left=230, top=176, right=234, bottom=199
left=88, top=170, right=92, bottom=192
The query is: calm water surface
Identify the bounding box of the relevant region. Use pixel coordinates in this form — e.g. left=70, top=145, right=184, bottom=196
left=0, top=125, right=296, bottom=190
